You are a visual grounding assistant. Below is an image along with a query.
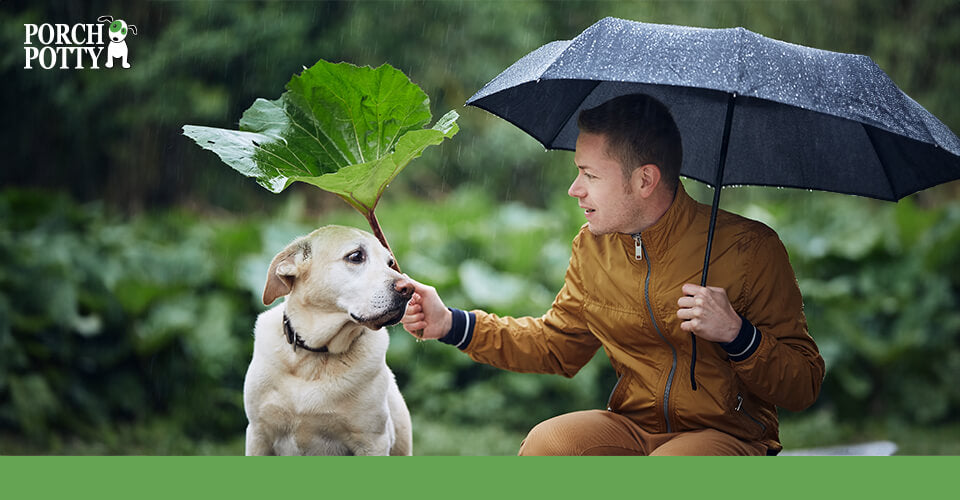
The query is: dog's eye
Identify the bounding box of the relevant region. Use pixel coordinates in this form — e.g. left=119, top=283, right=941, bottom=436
left=345, top=250, right=365, bottom=264
left=387, top=258, right=395, bottom=269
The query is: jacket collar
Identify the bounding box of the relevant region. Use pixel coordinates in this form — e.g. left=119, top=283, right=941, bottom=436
left=623, top=183, right=700, bottom=259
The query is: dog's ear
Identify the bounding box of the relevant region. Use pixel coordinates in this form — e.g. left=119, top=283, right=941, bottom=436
left=97, top=15, right=113, bottom=23
left=262, top=240, right=310, bottom=306
left=129, top=25, right=137, bottom=35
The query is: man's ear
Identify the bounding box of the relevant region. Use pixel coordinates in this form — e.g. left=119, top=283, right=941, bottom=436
left=262, top=240, right=309, bottom=306
left=631, top=163, right=662, bottom=198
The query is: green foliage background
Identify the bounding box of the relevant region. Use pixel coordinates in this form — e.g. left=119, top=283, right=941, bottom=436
left=2, top=0, right=960, bottom=454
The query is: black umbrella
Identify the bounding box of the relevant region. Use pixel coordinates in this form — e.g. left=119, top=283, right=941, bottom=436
left=467, top=17, right=960, bottom=287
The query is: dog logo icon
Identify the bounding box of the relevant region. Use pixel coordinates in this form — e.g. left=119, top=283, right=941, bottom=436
left=97, top=15, right=137, bottom=68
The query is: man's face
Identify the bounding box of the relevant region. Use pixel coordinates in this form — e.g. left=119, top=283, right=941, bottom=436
left=569, top=132, right=646, bottom=235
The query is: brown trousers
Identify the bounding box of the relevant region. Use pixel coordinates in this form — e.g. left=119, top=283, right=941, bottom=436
left=518, top=410, right=767, bottom=456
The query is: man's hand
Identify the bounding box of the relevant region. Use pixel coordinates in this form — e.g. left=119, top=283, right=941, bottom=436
left=676, top=284, right=741, bottom=343
left=401, top=277, right=452, bottom=340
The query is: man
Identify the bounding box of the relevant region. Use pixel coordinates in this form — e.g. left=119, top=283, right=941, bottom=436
left=401, top=93, right=824, bottom=456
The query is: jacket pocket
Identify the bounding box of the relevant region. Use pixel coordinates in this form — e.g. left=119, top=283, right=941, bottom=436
left=734, top=393, right=766, bottom=438
left=606, top=372, right=627, bottom=410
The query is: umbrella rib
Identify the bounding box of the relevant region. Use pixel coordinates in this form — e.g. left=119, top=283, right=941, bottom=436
left=736, top=29, right=751, bottom=94
left=861, top=123, right=901, bottom=201
left=544, top=80, right=601, bottom=147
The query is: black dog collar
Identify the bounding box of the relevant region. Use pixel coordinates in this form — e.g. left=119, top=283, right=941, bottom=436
left=283, top=312, right=329, bottom=353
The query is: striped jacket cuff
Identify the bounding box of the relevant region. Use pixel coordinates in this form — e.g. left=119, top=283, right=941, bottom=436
left=438, top=308, right=475, bottom=350
left=721, top=315, right=762, bottom=361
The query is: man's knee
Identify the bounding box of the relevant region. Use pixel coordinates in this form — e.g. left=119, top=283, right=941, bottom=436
left=650, top=428, right=765, bottom=456
left=518, top=416, right=572, bottom=456
left=518, top=410, right=642, bottom=456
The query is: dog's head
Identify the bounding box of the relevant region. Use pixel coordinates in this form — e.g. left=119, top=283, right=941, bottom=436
left=262, top=225, right=414, bottom=330
left=98, top=16, right=137, bottom=42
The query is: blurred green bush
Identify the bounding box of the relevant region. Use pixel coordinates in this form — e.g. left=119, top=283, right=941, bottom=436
left=761, top=192, right=960, bottom=424
left=0, top=189, right=260, bottom=447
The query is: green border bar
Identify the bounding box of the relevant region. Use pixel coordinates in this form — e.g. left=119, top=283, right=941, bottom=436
left=2, top=457, right=957, bottom=498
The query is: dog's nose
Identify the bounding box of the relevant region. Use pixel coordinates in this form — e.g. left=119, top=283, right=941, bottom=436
left=393, top=278, right=415, bottom=299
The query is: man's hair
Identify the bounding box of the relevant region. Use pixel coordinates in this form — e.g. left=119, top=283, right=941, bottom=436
left=577, top=93, right=683, bottom=193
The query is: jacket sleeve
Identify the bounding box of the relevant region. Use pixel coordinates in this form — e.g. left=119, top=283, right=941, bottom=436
left=462, top=231, right=602, bottom=377
left=729, top=230, right=825, bottom=411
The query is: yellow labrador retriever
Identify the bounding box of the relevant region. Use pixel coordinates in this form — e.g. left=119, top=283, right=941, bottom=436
left=243, top=225, right=413, bottom=455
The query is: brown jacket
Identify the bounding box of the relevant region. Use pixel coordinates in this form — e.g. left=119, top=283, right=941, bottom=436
left=463, top=184, right=824, bottom=452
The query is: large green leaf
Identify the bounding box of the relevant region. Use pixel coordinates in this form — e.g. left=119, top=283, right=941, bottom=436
left=182, top=60, right=459, bottom=211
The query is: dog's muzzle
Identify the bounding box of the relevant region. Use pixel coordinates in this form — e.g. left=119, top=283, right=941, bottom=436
left=350, top=282, right=413, bottom=329
left=350, top=304, right=407, bottom=330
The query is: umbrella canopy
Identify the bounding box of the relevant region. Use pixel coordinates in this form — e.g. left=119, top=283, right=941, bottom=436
left=467, top=17, right=960, bottom=202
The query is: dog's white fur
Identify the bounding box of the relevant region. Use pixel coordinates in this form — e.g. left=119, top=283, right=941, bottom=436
left=243, top=225, right=413, bottom=456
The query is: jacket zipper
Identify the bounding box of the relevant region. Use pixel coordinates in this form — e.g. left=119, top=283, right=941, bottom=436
left=736, top=394, right=766, bottom=432
left=636, top=233, right=677, bottom=434
left=607, top=233, right=649, bottom=411
left=606, top=235, right=646, bottom=411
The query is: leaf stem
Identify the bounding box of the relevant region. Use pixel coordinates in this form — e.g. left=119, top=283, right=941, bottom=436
left=364, top=209, right=401, bottom=273
left=363, top=207, right=421, bottom=338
